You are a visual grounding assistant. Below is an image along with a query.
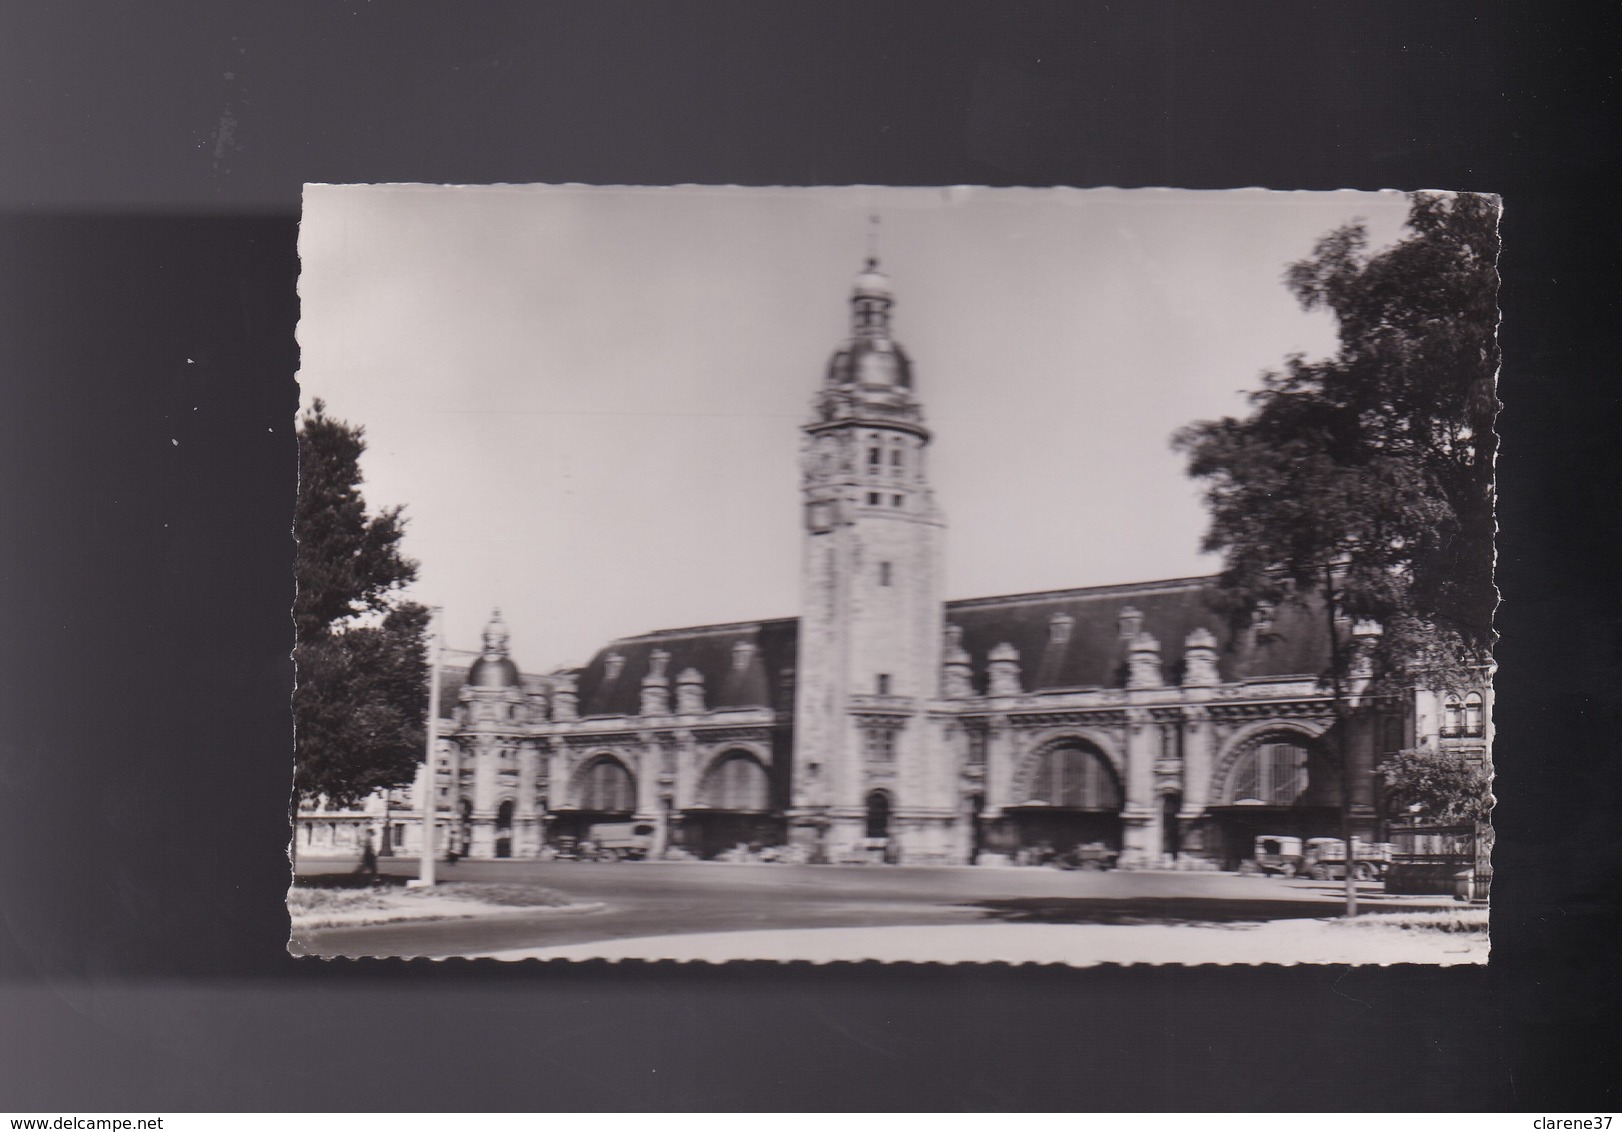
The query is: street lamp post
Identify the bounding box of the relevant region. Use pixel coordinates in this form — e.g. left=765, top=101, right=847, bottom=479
left=408, top=606, right=445, bottom=888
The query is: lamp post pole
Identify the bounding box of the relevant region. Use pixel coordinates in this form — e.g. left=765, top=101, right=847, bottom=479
left=409, top=606, right=445, bottom=888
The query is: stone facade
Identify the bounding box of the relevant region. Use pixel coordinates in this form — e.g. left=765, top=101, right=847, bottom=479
left=297, top=259, right=1491, bottom=868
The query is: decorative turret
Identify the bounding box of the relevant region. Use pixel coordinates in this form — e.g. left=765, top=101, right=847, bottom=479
left=988, top=642, right=1023, bottom=696
left=1127, top=631, right=1163, bottom=689
left=527, top=685, right=551, bottom=721
left=942, top=624, right=974, bottom=698
left=1351, top=620, right=1383, bottom=680
left=1118, top=606, right=1143, bottom=641
left=640, top=649, right=671, bottom=716
left=676, top=667, right=707, bottom=714
left=467, top=608, right=521, bottom=688
left=811, top=256, right=926, bottom=430
left=1182, top=627, right=1220, bottom=687
left=551, top=672, right=579, bottom=721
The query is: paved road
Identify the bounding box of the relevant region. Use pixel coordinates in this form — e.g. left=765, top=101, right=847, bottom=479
left=294, top=858, right=1447, bottom=959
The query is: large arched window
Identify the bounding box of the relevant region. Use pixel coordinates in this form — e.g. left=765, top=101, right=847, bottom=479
left=699, top=751, right=770, bottom=811
left=1226, top=738, right=1311, bottom=806
left=579, top=756, right=635, bottom=812
left=1444, top=696, right=1464, bottom=736
left=1024, top=744, right=1122, bottom=810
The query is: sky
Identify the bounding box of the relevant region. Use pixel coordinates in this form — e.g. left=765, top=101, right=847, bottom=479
left=296, top=184, right=1411, bottom=672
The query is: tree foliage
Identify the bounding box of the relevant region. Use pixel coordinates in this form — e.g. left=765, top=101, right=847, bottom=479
left=294, top=400, right=428, bottom=808
left=1174, top=192, right=1499, bottom=692
left=1380, top=746, right=1492, bottom=824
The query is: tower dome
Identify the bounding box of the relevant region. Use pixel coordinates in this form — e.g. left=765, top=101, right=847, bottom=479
left=825, top=256, right=913, bottom=390
left=853, top=259, right=892, bottom=299
left=466, top=607, right=521, bottom=688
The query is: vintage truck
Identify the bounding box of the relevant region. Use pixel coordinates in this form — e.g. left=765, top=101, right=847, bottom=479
left=580, top=821, right=657, bottom=862
left=1239, top=835, right=1392, bottom=880
left=1240, top=835, right=1305, bottom=877
left=1301, top=837, right=1392, bottom=882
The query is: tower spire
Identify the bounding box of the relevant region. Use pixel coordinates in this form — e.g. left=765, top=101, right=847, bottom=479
left=866, top=213, right=881, bottom=266
left=481, top=608, right=510, bottom=658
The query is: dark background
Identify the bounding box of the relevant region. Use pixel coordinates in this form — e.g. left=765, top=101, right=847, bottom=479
left=0, top=0, right=1616, bottom=1112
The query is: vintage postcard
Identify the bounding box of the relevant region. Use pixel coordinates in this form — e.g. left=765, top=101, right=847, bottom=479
left=289, top=184, right=1495, bottom=964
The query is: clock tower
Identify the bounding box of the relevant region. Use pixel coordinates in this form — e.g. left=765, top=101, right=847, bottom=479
left=790, top=257, right=949, bottom=863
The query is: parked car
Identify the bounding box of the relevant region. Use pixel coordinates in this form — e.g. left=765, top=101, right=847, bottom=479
left=1055, top=842, right=1119, bottom=871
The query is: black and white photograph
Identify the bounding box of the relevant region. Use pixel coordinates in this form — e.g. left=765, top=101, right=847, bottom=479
left=289, top=183, right=1498, bottom=965
left=7, top=0, right=1619, bottom=1115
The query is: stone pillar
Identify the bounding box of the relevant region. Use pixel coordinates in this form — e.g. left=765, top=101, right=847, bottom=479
left=515, top=740, right=539, bottom=857
left=1120, top=707, right=1159, bottom=869
left=984, top=715, right=1014, bottom=811
left=655, top=730, right=686, bottom=858
left=635, top=736, right=661, bottom=820
left=1178, top=706, right=1215, bottom=860
left=445, top=737, right=465, bottom=858
left=540, top=738, right=563, bottom=851
left=974, top=715, right=1016, bottom=865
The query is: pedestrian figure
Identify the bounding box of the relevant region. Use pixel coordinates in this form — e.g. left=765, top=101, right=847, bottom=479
left=359, top=834, right=379, bottom=883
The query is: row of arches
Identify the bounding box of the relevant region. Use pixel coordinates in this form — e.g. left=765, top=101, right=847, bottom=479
left=562, top=749, right=778, bottom=860
left=443, top=730, right=1333, bottom=864
left=985, top=732, right=1330, bottom=865
left=463, top=730, right=1322, bottom=815
left=575, top=749, right=772, bottom=812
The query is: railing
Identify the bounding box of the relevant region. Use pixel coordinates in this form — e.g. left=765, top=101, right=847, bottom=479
left=1387, top=821, right=1491, bottom=901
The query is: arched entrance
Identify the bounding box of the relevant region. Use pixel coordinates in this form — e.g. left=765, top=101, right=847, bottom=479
left=862, top=789, right=896, bottom=862
left=495, top=799, right=514, bottom=858
left=1206, top=733, right=1340, bottom=869
left=1003, top=742, right=1123, bottom=862
left=682, top=750, right=783, bottom=859
left=865, top=790, right=891, bottom=839
left=1161, top=791, right=1182, bottom=858
left=550, top=754, right=637, bottom=846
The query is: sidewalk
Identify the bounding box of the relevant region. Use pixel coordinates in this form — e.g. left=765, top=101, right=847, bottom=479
left=475, top=917, right=1488, bottom=966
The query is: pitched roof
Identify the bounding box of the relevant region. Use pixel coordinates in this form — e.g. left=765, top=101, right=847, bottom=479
left=451, top=576, right=1333, bottom=716
left=943, top=576, right=1330, bottom=692
left=575, top=617, right=799, bottom=718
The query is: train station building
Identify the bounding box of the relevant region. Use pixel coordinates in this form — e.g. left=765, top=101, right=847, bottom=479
left=296, top=258, right=1489, bottom=869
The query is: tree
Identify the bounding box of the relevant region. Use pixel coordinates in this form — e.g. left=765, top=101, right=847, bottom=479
left=1174, top=191, right=1499, bottom=693
left=1379, top=747, right=1492, bottom=826
left=1174, top=193, right=1500, bottom=912
left=294, top=400, right=429, bottom=814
